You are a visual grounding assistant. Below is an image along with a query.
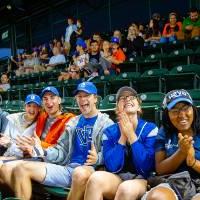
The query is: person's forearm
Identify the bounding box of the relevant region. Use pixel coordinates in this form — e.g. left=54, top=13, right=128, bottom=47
left=156, top=149, right=186, bottom=175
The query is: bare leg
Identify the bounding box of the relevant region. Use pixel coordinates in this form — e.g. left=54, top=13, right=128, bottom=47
left=0, top=160, right=24, bottom=186
left=67, top=166, right=94, bottom=200
left=11, top=161, right=47, bottom=200
left=114, top=179, right=147, bottom=200
left=84, top=171, right=122, bottom=200
left=146, top=186, right=177, bottom=200
left=192, top=194, right=200, bottom=200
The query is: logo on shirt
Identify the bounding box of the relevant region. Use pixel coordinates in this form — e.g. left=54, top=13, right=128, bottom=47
left=76, top=125, right=93, bottom=146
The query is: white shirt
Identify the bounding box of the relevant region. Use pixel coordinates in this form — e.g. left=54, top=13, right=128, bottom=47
left=49, top=54, right=66, bottom=65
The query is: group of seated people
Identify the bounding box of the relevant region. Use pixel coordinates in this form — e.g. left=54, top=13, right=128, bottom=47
left=9, top=8, right=200, bottom=79
left=0, top=81, right=199, bottom=200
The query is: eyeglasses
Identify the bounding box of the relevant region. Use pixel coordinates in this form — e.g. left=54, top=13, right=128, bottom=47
left=118, top=95, right=137, bottom=102
left=169, top=104, right=192, bottom=116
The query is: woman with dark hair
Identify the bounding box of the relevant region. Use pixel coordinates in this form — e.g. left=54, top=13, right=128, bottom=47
left=143, top=89, right=200, bottom=200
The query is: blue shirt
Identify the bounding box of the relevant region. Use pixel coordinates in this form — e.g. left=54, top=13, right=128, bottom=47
left=103, top=118, right=158, bottom=178
left=155, top=127, right=200, bottom=178
left=70, top=115, right=98, bottom=164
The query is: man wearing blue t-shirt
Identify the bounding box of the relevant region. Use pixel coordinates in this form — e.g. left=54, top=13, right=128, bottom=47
left=8, top=82, right=113, bottom=200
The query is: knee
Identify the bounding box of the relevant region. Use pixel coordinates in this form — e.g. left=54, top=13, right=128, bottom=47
left=117, top=182, right=132, bottom=197
left=72, top=167, right=91, bottom=185
left=12, top=165, right=26, bottom=178
left=146, top=186, right=176, bottom=200
left=87, top=172, right=105, bottom=189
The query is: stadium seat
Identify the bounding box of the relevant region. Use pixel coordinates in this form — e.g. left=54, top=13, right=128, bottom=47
left=139, top=92, right=165, bottom=125
left=164, top=64, right=200, bottom=92
left=165, top=49, right=194, bottom=70
left=185, top=36, right=200, bottom=51
left=91, top=75, right=117, bottom=97
left=44, top=186, right=70, bottom=198
left=188, top=89, right=200, bottom=106
left=108, top=72, right=140, bottom=94
left=7, top=85, right=23, bottom=101
left=137, top=68, right=168, bottom=93
left=6, top=100, right=24, bottom=113
left=99, top=94, right=116, bottom=121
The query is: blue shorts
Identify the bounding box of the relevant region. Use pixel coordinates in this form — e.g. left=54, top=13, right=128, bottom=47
left=42, top=163, right=81, bottom=188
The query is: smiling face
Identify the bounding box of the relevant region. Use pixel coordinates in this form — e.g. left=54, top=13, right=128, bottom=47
left=168, top=102, right=194, bottom=132
left=117, top=91, right=141, bottom=114
left=75, top=91, right=98, bottom=118
left=25, top=103, right=40, bottom=121
left=42, top=92, right=61, bottom=117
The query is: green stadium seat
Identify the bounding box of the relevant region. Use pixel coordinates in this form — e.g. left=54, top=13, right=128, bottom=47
left=165, top=49, right=194, bottom=70
left=32, top=82, right=48, bottom=95
left=188, top=89, right=200, bottom=106
left=62, top=97, right=75, bottom=112
left=7, top=85, right=23, bottom=101
left=137, top=68, right=168, bottom=93
left=139, top=92, right=165, bottom=125
left=91, top=75, right=117, bottom=97
left=6, top=100, right=24, bottom=113
left=99, top=94, right=116, bottom=121
left=185, top=36, right=200, bottom=51
left=164, top=64, right=200, bottom=92
left=99, top=94, right=116, bottom=111
left=44, top=186, right=70, bottom=198
left=108, top=72, right=140, bottom=94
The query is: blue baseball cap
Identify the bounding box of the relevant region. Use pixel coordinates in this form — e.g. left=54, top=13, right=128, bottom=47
left=162, top=89, right=193, bottom=110
left=74, top=82, right=97, bottom=95
left=25, top=94, right=41, bottom=106
left=76, top=39, right=87, bottom=49
left=111, top=37, right=120, bottom=44
left=41, top=86, right=60, bottom=97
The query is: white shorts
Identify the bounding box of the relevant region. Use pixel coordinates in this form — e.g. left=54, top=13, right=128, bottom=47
left=42, top=163, right=81, bottom=188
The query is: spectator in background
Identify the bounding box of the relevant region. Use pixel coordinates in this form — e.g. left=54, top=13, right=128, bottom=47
left=0, top=74, right=10, bottom=92
left=39, top=45, right=49, bottom=65
left=10, top=54, right=24, bottom=72
left=86, top=40, right=102, bottom=76
left=100, top=37, right=126, bottom=75
left=70, top=19, right=84, bottom=54
left=64, top=17, right=77, bottom=55
left=145, top=18, right=161, bottom=45
left=99, top=40, right=112, bottom=75
left=161, top=12, right=184, bottom=43
left=183, top=8, right=200, bottom=39
left=46, top=47, right=66, bottom=71
left=90, top=33, right=102, bottom=49
left=58, top=64, right=81, bottom=82
left=113, top=29, right=124, bottom=47
left=123, top=25, right=144, bottom=59
left=152, top=13, right=164, bottom=33
left=73, top=39, right=89, bottom=73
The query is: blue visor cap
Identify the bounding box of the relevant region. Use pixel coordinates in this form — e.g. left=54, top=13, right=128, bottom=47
left=25, top=94, right=42, bottom=106
left=41, top=86, right=60, bottom=97
left=162, top=89, right=193, bottom=110
left=74, top=82, right=97, bottom=95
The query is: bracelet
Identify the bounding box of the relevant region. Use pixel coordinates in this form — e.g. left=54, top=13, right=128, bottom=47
left=190, top=159, right=196, bottom=167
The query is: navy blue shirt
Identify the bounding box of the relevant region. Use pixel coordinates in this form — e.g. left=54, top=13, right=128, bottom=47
left=71, top=115, right=98, bottom=164
left=155, top=127, right=200, bottom=178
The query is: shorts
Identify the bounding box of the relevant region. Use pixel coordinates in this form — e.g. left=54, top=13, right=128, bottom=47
left=141, top=183, right=178, bottom=200
left=42, top=163, right=81, bottom=188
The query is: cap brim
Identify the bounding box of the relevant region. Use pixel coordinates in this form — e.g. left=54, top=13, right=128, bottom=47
left=74, top=89, right=96, bottom=96
left=25, top=100, right=41, bottom=106
left=167, top=98, right=193, bottom=110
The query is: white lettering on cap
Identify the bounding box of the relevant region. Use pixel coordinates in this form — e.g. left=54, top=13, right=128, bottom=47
left=168, top=91, right=188, bottom=100
left=31, top=95, right=35, bottom=100
left=79, top=82, right=86, bottom=88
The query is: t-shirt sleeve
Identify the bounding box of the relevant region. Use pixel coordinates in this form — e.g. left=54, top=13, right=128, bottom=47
left=155, top=127, right=166, bottom=152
